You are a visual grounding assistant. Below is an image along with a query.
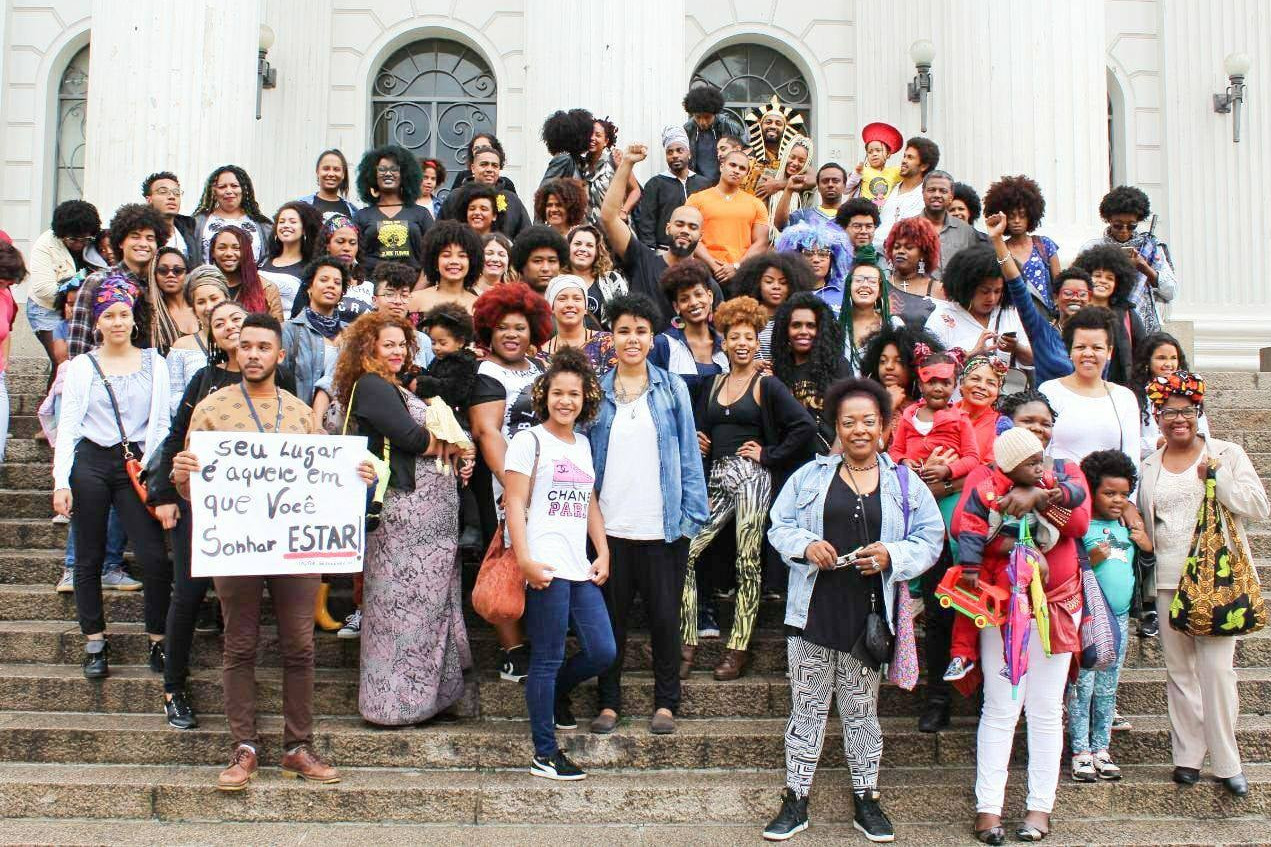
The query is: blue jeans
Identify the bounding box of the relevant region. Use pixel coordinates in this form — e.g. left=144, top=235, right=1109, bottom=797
left=65, top=507, right=127, bottom=572
left=523, top=577, right=616, bottom=758
left=1068, top=612, right=1129, bottom=754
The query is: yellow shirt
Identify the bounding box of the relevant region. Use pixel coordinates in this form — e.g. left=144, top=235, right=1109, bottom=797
left=861, top=165, right=901, bottom=206
left=687, top=187, right=770, bottom=264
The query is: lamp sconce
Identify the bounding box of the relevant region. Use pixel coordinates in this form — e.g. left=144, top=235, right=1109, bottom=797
left=256, top=24, right=278, bottom=121
left=906, top=40, right=936, bottom=133
left=1213, top=52, right=1250, bottom=143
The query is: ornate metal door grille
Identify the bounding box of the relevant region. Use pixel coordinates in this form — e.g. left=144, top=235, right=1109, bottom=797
left=55, top=46, right=90, bottom=207
left=691, top=43, right=813, bottom=138
left=371, top=39, right=497, bottom=193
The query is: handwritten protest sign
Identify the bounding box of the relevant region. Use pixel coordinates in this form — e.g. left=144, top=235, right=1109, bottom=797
left=188, top=431, right=369, bottom=577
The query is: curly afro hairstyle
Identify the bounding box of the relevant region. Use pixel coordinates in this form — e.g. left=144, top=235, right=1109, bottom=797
left=531, top=346, right=602, bottom=425
left=510, top=226, right=569, bottom=275
left=108, top=203, right=171, bottom=257
left=835, top=197, right=881, bottom=228
left=420, top=301, right=475, bottom=345
left=714, top=295, right=767, bottom=337
left=731, top=252, right=817, bottom=308
left=1080, top=448, right=1138, bottom=496
left=859, top=322, right=944, bottom=403
left=1098, top=185, right=1151, bottom=222
left=660, top=258, right=714, bottom=302
left=332, top=310, right=419, bottom=408
left=355, top=144, right=424, bottom=206
left=51, top=200, right=101, bottom=239
left=447, top=182, right=502, bottom=229
left=883, top=216, right=941, bottom=271
left=1071, top=245, right=1136, bottom=308
left=370, top=260, right=417, bottom=293
left=423, top=220, right=484, bottom=289
left=1051, top=266, right=1092, bottom=299
left=682, top=85, right=725, bottom=116
left=1061, top=305, right=1117, bottom=351
left=541, top=108, right=596, bottom=157
left=605, top=292, right=662, bottom=330
left=301, top=252, right=353, bottom=292
left=823, top=377, right=895, bottom=430
left=771, top=292, right=844, bottom=399
left=941, top=244, right=1006, bottom=311
left=267, top=200, right=324, bottom=263
left=472, top=281, right=553, bottom=350
left=951, top=182, right=982, bottom=225
left=595, top=117, right=618, bottom=148
left=1130, top=331, right=1191, bottom=423
left=997, top=388, right=1058, bottom=422
left=193, top=165, right=268, bottom=221
left=983, top=174, right=1047, bottom=231
left=534, top=178, right=588, bottom=229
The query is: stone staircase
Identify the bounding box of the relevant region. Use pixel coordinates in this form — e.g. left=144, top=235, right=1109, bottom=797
left=0, top=358, right=1268, bottom=845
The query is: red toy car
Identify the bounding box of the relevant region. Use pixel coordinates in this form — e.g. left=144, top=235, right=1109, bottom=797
left=935, top=566, right=1009, bottom=629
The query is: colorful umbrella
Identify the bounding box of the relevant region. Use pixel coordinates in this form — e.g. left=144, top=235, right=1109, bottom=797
left=1001, top=518, right=1044, bottom=698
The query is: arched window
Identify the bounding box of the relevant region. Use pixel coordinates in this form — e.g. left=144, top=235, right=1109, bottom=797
left=691, top=43, right=813, bottom=137
left=55, top=46, right=90, bottom=206
left=371, top=38, right=497, bottom=191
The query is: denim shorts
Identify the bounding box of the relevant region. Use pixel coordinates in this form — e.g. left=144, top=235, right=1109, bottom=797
left=25, top=299, right=62, bottom=333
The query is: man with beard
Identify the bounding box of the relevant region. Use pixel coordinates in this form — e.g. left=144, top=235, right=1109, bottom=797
left=637, top=126, right=711, bottom=250
left=920, top=170, right=977, bottom=275
left=602, top=143, right=722, bottom=330
left=772, top=162, right=850, bottom=231
left=744, top=109, right=788, bottom=198
left=874, top=136, right=940, bottom=249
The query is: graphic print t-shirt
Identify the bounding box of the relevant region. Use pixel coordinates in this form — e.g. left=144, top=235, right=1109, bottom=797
left=505, top=426, right=596, bottom=582
left=471, top=358, right=544, bottom=501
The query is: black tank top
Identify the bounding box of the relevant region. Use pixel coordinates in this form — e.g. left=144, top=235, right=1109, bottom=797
left=706, top=372, right=763, bottom=463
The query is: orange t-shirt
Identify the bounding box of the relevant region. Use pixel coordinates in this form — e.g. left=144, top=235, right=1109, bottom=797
left=687, top=188, right=769, bottom=265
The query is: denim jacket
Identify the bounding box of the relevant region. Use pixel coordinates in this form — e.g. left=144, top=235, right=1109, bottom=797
left=590, top=362, right=709, bottom=542
left=768, top=452, right=944, bottom=632
left=282, top=312, right=330, bottom=404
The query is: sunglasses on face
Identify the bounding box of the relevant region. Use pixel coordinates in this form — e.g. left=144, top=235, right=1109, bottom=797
left=156, top=265, right=187, bottom=277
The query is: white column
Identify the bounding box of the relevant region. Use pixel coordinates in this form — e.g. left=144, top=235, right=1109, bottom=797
left=854, top=0, right=1108, bottom=257
left=523, top=0, right=685, bottom=187
left=83, top=0, right=260, bottom=219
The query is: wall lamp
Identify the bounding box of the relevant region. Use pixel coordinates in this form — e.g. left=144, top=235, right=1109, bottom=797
left=256, top=24, right=278, bottom=121
left=1213, top=52, right=1250, bottom=143
left=907, top=40, right=935, bottom=133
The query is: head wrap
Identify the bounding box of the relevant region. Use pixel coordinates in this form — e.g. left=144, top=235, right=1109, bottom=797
left=322, top=213, right=358, bottom=242
left=775, top=219, right=852, bottom=293
left=961, top=354, right=1009, bottom=386
left=743, top=96, right=806, bottom=161
left=183, top=264, right=230, bottom=306
left=860, top=121, right=903, bottom=156
left=917, top=362, right=956, bottom=383
left=92, top=273, right=138, bottom=322
left=1145, top=370, right=1205, bottom=411
left=545, top=274, right=588, bottom=307
left=661, top=124, right=690, bottom=151
left=778, top=136, right=814, bottom=179
left=994, top=427, right=1044, bottom=473
left=58, top=270, right=89, bottom=295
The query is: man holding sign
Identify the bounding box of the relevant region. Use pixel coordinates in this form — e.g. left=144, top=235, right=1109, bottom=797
left=172, top=313, right=376, bottom=792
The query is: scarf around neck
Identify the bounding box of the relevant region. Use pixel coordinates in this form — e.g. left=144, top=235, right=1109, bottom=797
left=303, top=307, right=341, bottom=340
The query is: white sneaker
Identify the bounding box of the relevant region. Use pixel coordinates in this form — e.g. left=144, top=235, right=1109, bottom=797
left=55, top=571, right=74, bottom=593
left=942, top=657, right=974, bottom=682
left=337, top=610, right=361, bottom=639
left=51, top=514, right=70, bottom=525
left=101, top=569, right=143, bottom=591
left=1093, top=749, right=1122, bottom=780
left=1071, top=753, right=1097, bottom=782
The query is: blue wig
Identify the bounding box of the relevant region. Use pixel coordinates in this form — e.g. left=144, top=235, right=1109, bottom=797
left=775, top=219, right=852, bottom=292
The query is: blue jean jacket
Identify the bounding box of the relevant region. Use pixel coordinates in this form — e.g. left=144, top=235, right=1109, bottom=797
left=282, top=313, right=329, bottom=404
left=768, top=452, right=945, bottom=632
left=590, top=362, right=709, bottom=542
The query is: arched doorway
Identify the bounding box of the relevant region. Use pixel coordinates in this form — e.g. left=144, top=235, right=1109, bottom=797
left=55, top=46, right=90, bottom=207
left=691, top=43, right=814, bottom=138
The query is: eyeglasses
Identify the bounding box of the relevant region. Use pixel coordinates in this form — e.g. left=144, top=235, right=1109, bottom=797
left=802, top=248, right=832, bottom=258
left=850, top=275, right=880, bottom=285
left=846, top=222, right=875, bottom=232
left=1057, top=288, right=1090, bottom=299
left=1159, top=407, right=1200, bottom=421
left=156, top=265, right=187, bottom=277
left=376, top=166, right=401, bottom=175
left=151, top=188, right=183, bottom=198
left=376, top=289, right=410, bottom=301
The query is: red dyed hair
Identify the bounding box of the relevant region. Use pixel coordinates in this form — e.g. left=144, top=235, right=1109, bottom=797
left=212, top=226, right=267, bottom=313
left=883, top=216, right=941, bottom=271
left=472, top=281, right=553, bottom=349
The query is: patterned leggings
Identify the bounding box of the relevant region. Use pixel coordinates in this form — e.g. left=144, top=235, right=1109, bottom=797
left=1067, top=612, right=1129, bottom=754
left=784, top=636, right=882, bottom=796
left=680, top=455, right=772, bottom=650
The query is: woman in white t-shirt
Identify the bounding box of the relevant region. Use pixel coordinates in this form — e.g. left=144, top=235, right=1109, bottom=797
left=924, top=243, right=1031, bottom=370
left=505, top=348, right=615, bottom=782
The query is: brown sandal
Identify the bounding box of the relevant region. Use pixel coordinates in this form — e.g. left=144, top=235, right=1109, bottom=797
left=975, top=813, right=1005, bottom=845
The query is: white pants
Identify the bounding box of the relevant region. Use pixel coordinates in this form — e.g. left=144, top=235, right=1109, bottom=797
left=1156, top=591, right=1242, bottom=777
left=975, top=620, right=1072, bottom=815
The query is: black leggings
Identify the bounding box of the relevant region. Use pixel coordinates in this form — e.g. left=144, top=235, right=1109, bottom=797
left=163, top=509, right=212, bottom=693
left=70, top=441, right=171, bottom=636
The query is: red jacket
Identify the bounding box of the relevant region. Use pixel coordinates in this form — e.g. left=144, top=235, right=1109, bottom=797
left=888, top=401, right=981, bottom=479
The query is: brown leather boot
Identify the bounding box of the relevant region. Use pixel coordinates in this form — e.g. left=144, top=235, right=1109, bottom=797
left=679, top=644, right=697, bottom=680
left=713, top=648, right=751, bottom=681
left=280, top=744, right=340, bottom=784
left=216, top=744, right=258, bottom=791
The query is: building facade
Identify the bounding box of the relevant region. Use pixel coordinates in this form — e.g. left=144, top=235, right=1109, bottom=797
left=1, top=0, right=1266, bottom=367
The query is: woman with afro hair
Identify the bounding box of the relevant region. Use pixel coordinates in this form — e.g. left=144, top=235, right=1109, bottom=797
left=984, top=174, right=1061, bottom=314
left=407, top=221, right=483, bottom=315
left=540, top=109, right=640, bottom=225
left=924, top=242, right=1031, bottom=369
left=191, top=165, right=273, bottom=265
left=351, top=144, right=434, bottom=275
left=1071, top=244, right=1144, bottom=386
left=883, top=216, right=945, bottom=328
left=534, top=178, right=588, bottom=237
left=469, top=281, right=553, bottom=681
left=770, top=291, right=849, bottom=449
left=1079, top=185, right=1177, bottom=333
left=730, top=251, right=817, bottom=361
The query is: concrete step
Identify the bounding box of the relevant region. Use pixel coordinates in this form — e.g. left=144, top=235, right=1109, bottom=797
left=2, top=416, right=42, bottom=440
left=0, top=520, right=70, bottom=551
left=0, top=489, right=54, bottom=520
left=1, top=708, right=1265, bottom=772
left=0, top=463, right=51, bottom=489
left=2, top=818, right=1268, bottom=847
left=0, top=762, right=1264, bottom=825
left=3, top=437, right=52, bottom=463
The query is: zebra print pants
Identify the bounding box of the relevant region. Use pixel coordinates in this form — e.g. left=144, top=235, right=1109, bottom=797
left=680, top=455, right=772, bottom=650
left=784, top=636, right=883, bottom=797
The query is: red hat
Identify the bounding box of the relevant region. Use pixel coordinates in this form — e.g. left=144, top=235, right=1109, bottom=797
left=861, top=122, right=903, bottom=155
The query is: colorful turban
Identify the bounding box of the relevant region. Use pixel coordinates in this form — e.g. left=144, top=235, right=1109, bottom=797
left=92, top=273, right=139, bottom=322
left=961, top=354, right=1009, bottom=386
left=322, top=213, right=358, bottom=241
left=1145, top=370, right=1205, bottom=410
left=183, top=264, right=229, bottom=306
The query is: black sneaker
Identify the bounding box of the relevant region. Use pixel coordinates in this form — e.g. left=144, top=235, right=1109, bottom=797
left=194, top=600, right=220, bottom=633
left=148, top=640, right=166, bottom=674
left=1139, top=612, right=1159, bottom=638
left=529, top=750, right=586, bottom=781
left=164, top=690, right=199, bottom=730
left=554, top=695, right=577, bottom=730
left=697, top=605, right=721, bottom=639
left=762, top=787, right=809, bottom=841
left=500, top=644, right=529, bottom=682
left=83, top=641, right=109, bottom=680
left=853, top=789, right=894, bottom=843
left=917, top=702, right=949, bottom=733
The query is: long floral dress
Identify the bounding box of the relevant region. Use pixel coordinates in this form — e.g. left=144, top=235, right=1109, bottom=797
left=358, top=388, right=469, bottom=725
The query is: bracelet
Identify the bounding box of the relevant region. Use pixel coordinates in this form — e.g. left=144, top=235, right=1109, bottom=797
left=942, top=480, right=953, bottom=492
left=996, top=254, right=1010, bottom=265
